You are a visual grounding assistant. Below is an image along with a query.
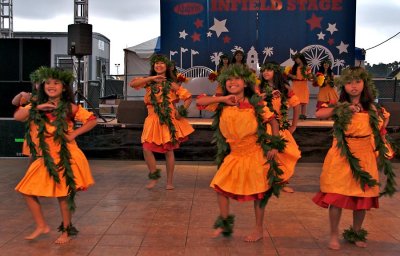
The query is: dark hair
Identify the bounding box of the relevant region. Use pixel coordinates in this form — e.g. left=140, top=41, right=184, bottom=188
left=318, top=61, right=333, bottom=77
left=338, top=67, right=375, bottom=110
left=217, top=54, right=230, bottom=72
left=291, top=53, right=307, bottom=76
left=259, top=61, right=289, bottom=96
left=169, top=60, right=178, bottom=76
left=231, top=50, right=246, bottom=65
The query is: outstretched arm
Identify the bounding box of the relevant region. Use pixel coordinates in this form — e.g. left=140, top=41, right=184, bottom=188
left=315, top=107, right=334, bottom=119
left=196, top=95, right=237, bottom=106
left=129, top=75, right=166, bottom=89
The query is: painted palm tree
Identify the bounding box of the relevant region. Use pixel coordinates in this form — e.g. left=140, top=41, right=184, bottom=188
left=262, top=46, right=274, bottom=64
left=210, top=52, right=223, bottom=70
left=333, top=58, right=345, bottom=75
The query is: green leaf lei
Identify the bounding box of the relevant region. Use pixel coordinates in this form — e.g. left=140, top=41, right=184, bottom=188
left=212, top=94, right=286, bottom=208
left=148, top=80, right=177, bottom=144
left=369, top=105, right=397, bottom=196
left=25, top=100, right=77, bottom=211
left=332, top=103, right=396, bottom=196
left=261, top=83, right=290, bottom=130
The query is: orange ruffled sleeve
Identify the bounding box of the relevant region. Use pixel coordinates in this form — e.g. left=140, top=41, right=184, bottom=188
left=74, top=105, right=96, bottom=124
left=175, top=85, right=192, bottom=100
left=287, top=94, right=300, bottom=108
left=261, top=103, right=275, bottom=122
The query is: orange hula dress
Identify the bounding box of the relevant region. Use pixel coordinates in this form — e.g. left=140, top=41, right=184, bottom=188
left=312, top=111, right=387, bottom=210
left=291, top=66, right=311, bottom=104
left=266, top=93, right=301, bottom=182
left=140, top=82, right=194, bottom=153
left=15, top=105, right=96, bottom=197
left=316, top=74, right=338, bottom=109
left=209, top=102, right=276, bottom=201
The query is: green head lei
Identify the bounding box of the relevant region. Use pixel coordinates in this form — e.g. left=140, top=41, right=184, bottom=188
left=335, top=67, right=378, bottom=98
left=217, top=64, right=256, bottom=89
left=260, top=62, right=282, bottom=73
left=29, top=69, right=42, bottom=84
left=37, top=66, right=75, bottom=86
left=150, top=54, right=170, bottom=67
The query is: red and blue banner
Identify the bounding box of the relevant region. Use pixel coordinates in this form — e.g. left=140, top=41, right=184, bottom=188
left=160, top=0, right=356, bottom=74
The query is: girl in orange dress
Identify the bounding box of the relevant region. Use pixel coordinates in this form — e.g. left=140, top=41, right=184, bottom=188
left=259, top=61, right=301, bottom=193
left=314, top=60, right=338, bottom=109
left=286, top=53, right=313, bottom=119
left=14, top=67, right=97, bottom=244
left=129, top=54, right=194, bottom=190
left=312, top=67, right=396, bottom=250
left=197, top=64, right=285, bottom=242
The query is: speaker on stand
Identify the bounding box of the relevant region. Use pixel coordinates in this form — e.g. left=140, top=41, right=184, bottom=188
left=68, top=23, right=92, bottom=57
left=67, top=23, right=106, bottom=122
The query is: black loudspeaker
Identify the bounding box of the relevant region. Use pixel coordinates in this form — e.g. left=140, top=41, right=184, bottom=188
left=68, top=23, right=92, bottom=56
left=0, top=39, right=51, bottom=117
left=380, top=102, right=400, bottom=127
left=0, top=39, right=20, bottom=81
left=117, top=100, right=147, bottom=124
left=0, top=82, right=31, bottom=117
left=0, top=38, right=50, bottom=82
left=22, top=39, right=51, bottom=81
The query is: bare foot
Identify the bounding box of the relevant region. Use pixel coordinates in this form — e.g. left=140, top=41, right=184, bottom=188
left=244, top=229, right=263, bottom=242
left=212, top=228, right=224, bottom=238
left=282, top=186, right=294, bottom=193
left=166, top=184, right=175, bottom=190
left=355, top=241, right=367, bottom=248
left=146, top=179, right=158, bottom=189
left=25, top=225, right=50, bottom=240
left=54, top=232, right=71, bottom=244
left=328, top=238, right=341, bottom=250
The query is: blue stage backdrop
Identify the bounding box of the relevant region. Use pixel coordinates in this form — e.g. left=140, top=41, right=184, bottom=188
left=160, top=0, right=356, bottom=74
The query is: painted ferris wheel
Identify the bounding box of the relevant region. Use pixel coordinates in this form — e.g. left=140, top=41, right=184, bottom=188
left=300, top=45, right=334, bottom=73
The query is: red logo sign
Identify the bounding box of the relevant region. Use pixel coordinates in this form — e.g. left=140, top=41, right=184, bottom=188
left=174, top=2, right=204, bottom=16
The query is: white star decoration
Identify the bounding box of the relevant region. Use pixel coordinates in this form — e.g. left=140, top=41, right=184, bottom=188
left=336, top=41, right=349, bottom=54
left=317, top=31, right=325, bottom=40
left=179, top=30, right=188, bottom=39
left=207, top=31, right=212, bottom=37
left=209, top=18, right=229, bottom=37
left=326, top=23, right=338, bottom=35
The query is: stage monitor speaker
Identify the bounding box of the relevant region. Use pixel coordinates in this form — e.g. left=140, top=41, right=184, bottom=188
left=68, top=23, right=92, bottom=56
left=117, top=100, right=147, bottom=124
left=380, top=102, right=400, bottom=127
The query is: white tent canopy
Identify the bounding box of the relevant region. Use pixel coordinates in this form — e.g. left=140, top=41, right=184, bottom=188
left=123, top=37, right=160, bottom=99
left=124, top=36, right=160, bottom=77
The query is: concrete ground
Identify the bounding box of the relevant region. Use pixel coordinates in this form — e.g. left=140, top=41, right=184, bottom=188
left=0, top=159, right=399, bottom=256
